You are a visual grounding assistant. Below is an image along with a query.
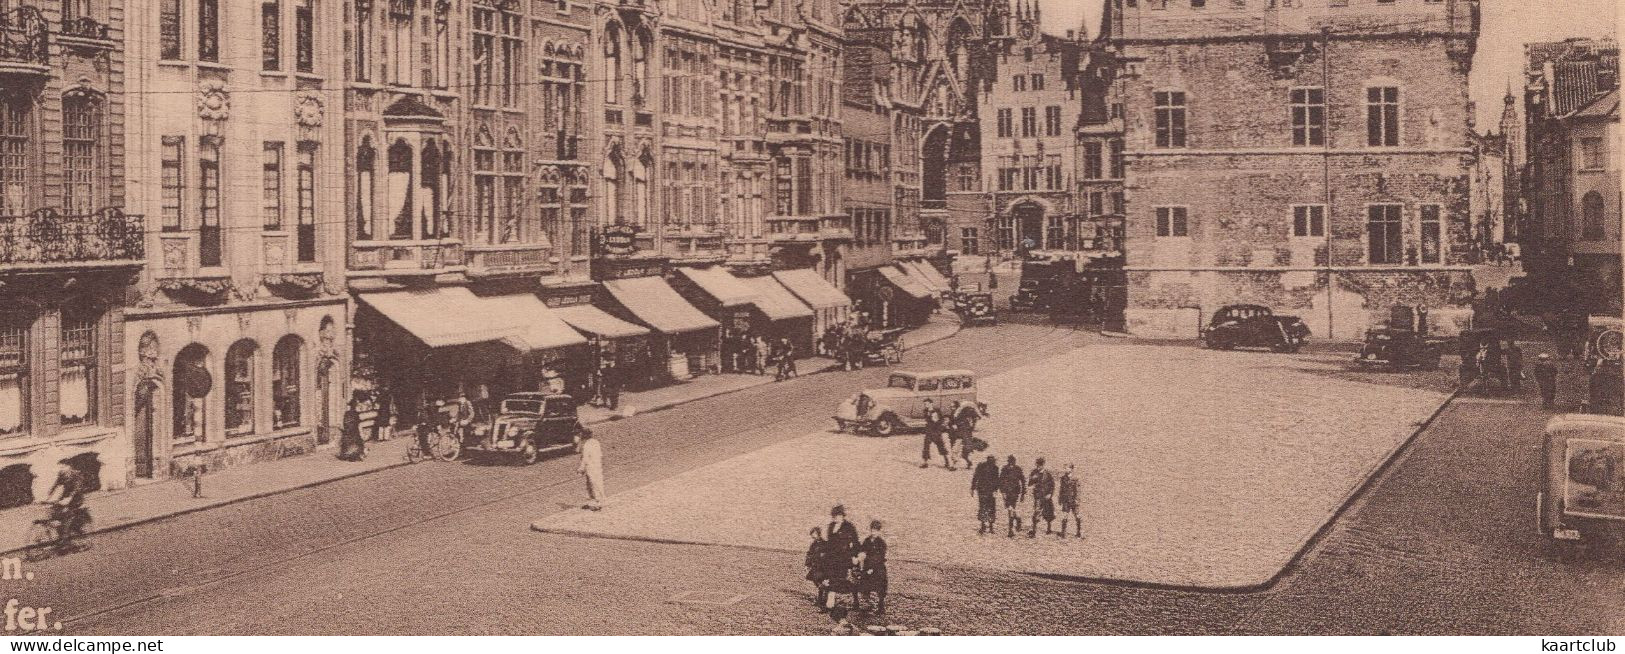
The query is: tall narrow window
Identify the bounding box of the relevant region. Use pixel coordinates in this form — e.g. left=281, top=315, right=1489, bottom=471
left=355, top=139, right=374, bottom=239
left=499, top=12, right=521, bottom=107
left=387, top=140, right=413, bottom=239
left=1021, top=107, right=1037, bottom=137
left=472, top=9, right=494, bottom=105
left=0, top=99, right=25, bottom=216
left=160, top=137, right=183, bottom=231
left=1290, top=87, right=1325, bottom=146
left=263, top=142, right=284, bottom=229
left=1292, top=205, right=1325, bottom=237
left=1366, top=204, right=1403, bottom=264
left=295, top=0, right=313, bottom=73
left=198, top=0, right=219, bottom=61
left=604, top=23, right=621, bottom=104
left=1154, top=91, right=1187, bottom=148
left=1013, top=75, right=1026, bottom=92
left=271, top=336, right=301, bottom=429
left=353, top=0, right=370, bottom=81
left=1155, top=207, right=1188, bottom=237
left=224, top=340, right=257, bottom=436
left=159, top=0, right=182, bottom=59
left=61, top=93, right=99, bottom=215
left=996, top=108, right=1012, bottom=138
left=0, top=322, right=25, bottom=437
left=1045, top=105, right=1061, bottom=136
left=473, top=145, right=496, bottom=242
left=1583, top=191, right=1606, bottom=240
left=199, top=140, right=222, bottom=266
left=1419, top=204, right=1441, bottom=264
left=1366, top=87, right=1399, bottom=147
left=1083, top=142, right=1103, bottom=179
left=1032, top=74, right=1045, bottom=91
left=296, top=143, right=316, bottom=261
left=262, top=0, right=281, bottom=70
left=1109, top=139, right=1124, bottom=178
left=420, top=140, right=442, bottom=239
left=59, top=309, right=97, bottom=428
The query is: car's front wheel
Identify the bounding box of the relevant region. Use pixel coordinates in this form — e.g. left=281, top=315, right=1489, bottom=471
left=871, top=415, right=899, bottom=437
left=520, top=442, right=540, bottom=465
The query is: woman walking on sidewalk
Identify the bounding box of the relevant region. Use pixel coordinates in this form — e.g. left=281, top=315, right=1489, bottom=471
left=576, top=430, right=605, bottom=511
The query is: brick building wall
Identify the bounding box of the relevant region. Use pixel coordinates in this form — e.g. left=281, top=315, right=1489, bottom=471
left=1112, top=0, right=1481, bottom=339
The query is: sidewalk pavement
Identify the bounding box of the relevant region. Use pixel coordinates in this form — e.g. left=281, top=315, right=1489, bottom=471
left=1, top=314, right=962, bottom=554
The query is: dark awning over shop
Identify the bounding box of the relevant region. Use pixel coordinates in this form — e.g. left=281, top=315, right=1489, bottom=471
left=772, top=269, right=852, bottom=310
left=677, top=266, right=762, bottom=308
left=555, top=304, right=651, bottom=339
left=602, top=276, right=721, bottom=334
left=877, top=265, right=934, bottom=301
left=359, top=287, right=586, bottom=351
left=739, top=275, right=815, bottom=321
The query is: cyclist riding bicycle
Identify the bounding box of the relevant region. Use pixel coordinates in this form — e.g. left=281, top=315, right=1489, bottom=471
left=42, top=460, right=89, bottom=551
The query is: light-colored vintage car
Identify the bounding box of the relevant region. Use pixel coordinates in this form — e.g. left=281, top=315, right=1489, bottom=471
left=1538, top=413, right=1625, bottom=546
left=833, top=369, right=985, bottom=436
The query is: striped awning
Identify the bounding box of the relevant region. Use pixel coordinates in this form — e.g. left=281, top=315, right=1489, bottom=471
left=739, top=275, right=815, bottom=321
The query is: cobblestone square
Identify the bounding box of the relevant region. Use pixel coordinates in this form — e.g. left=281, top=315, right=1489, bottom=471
left=534, top=343, right=1453, bottom=588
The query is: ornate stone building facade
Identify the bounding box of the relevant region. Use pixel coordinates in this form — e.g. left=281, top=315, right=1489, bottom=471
left=123, top=0, right=350, bottom=478
left=0, top=0, right=139, bottom=501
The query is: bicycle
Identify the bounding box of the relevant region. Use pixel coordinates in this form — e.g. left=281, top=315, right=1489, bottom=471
left=23, top=504, right=90, bottom=562
left=405, top=423, right=462, bottom=463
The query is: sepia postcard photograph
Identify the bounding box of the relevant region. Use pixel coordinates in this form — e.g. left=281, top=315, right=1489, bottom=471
left=0, top=0, right=1618, bottom=644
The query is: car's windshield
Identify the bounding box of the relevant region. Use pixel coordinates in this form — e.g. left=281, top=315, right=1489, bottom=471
left=887, top=375, right=913, bottom=389
left=501, top=400, right=544, bottom=415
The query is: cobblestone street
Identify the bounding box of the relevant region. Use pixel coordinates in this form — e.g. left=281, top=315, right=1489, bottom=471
left=536, top=344, right=1452, bottom=588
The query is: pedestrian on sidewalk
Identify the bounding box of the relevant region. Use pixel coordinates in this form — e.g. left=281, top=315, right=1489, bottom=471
left=1058, top=463, right=1081, bottom=539
left=920, top=400, right=951, bottom=470
left=1535, top=353, right=1559, bottom=409
left=372, top=391, right=392, bottom=441
left=971, top=455, right=1000, bottom=534
left=754, top=335, right=770, bottom=376
left=600, top=360, right=622, bottom=411
left=999, top=456, right=1026, bottom=537
left=339, top=391, right=367, bottom=462
left=1028, top=458, right=1056, bottom=537
left=1506, top=341, right=1525, bottom=391
left=858, top=520, right=888, bottom=614
left=575, top=430, right=604, bottom=511
left=805, top=527, right=829, bottom=609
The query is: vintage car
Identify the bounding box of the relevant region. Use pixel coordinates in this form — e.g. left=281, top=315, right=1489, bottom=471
left=1201, top=304, right=1311, bottom=353
left=1009, top=279, right=1047, bottom=312
left=833, top=370, right=986, bottom=436
left=462, top=392, right=589, bottom=464
left=862, top=328, right=906, bottom=366
left=1355, top=306, right=1442, bottom=371
left=1537, top=413, right=1625, bottom=547
left=1584, top=316, right=1623, bottom=416
left=954, top=292, right=998, bottom=327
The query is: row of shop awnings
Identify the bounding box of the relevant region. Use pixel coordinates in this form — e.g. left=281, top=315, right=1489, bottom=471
left=358, top=267, right=851, bottom=351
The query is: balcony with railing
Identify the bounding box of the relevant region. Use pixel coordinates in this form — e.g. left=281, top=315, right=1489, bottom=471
left=766, top=214, right=852, bottom=243
left=349, top=239, right=466, bottom=276
left=0, top=6, right=49, bottom=78
left=465, top=241, right=556, bottom=278
left=0, top=208, right=144, bottom=269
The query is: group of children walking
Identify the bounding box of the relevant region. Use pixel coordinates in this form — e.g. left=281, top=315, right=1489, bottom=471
left=970, top=455, right=1083, bottom=539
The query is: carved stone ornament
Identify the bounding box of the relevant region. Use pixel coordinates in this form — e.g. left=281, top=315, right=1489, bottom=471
left=263, top=272, right=325, bottom=297
left=138, top=331, right=163, bottom=383
left=197, top=80, right=231, bottom=122
left=159, top=276, right=234, bottom=304
left=294, top=93, right=325, bottom=128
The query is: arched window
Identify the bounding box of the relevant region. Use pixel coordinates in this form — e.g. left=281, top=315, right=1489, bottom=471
left=225, top=340, right=257, bottom=436
left=387, top=139, right=414, bottom=239
left=173, top=344, right=210, bottom=443
left=1583, top=191, right=1606, bottom=240
left=602, top=149, right=621, bottom=225
left=356, top=138, right=375, bottom=239
left=604, top=22, right=622, bottom=105
left=630, top=150, right=649, bottom=228
left=62, top=91, right=101, bottom=215
left=272, top=336, right=302, bottom=429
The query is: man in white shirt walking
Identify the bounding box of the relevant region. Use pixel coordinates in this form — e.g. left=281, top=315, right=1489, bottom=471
left=576, top=430, right=604, bottom=511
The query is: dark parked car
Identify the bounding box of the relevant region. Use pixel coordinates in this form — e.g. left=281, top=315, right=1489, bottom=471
left=462, top=393, right=589, bottom=464
left=1355, top=305, right=1443, bottom=370
left=1201, top=304, right=1310, bottom=353
left=954, top=292, right=998, bottom=326
left=1009, top=279, right=1047, bottom=312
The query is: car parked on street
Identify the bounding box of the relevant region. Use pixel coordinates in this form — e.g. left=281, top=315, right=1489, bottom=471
left=1538, top=413, right=1625, bottom=548
left=833, top=370, right=986, bottom=436
left=1201, top=304, right=1310, bottom=353
left=462, top=393, right=590, bottom=464
left=1355, top=305, right=1443, bottom=371
left=953, top=292, right=998, bottom=327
